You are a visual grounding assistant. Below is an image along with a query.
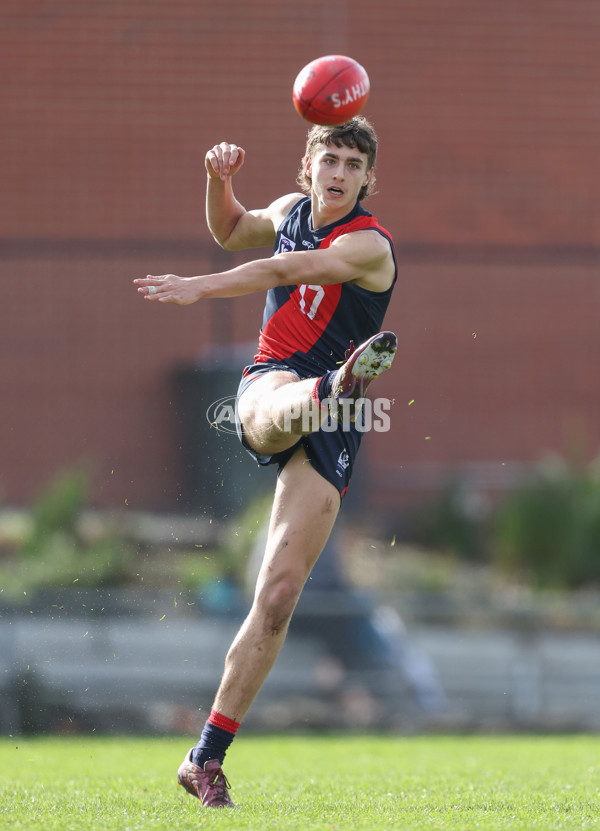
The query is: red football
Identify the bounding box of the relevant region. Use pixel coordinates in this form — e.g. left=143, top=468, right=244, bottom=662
left=292, top=55, right=370, bottom=126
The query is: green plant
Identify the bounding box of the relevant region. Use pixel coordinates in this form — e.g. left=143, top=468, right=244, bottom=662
left=21, top=467, right=89, bottom=556
left=0, top=467, right=135, bottom=599
left=409, top=475, right=489, bottom=562
left=492, top=455, right=600, bottom=588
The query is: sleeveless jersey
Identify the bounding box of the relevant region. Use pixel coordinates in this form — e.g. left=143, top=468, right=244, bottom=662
left=255, top=197, right=397, bottom=377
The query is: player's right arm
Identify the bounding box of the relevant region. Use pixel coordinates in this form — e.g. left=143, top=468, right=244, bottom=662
left=205, top=142, right=302, bottom=251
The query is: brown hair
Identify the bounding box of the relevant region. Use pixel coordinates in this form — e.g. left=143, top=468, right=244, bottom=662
left=296, top=116, right=378, bottom=202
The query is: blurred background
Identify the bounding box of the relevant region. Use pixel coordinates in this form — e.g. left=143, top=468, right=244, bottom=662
left=1, top=0, right=599, bottom=736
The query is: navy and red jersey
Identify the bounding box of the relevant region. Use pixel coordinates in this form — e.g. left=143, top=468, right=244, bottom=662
left=254, top=197, right=397, bottom=377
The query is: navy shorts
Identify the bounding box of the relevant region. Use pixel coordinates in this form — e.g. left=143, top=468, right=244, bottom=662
left=235, top=361, right=363, bottom=499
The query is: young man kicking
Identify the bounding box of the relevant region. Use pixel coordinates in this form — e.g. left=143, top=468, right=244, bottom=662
left=134, top=116, right=398, bottom=807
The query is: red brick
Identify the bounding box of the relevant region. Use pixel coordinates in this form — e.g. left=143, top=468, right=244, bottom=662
left=1, top=0, right=599, bottom=511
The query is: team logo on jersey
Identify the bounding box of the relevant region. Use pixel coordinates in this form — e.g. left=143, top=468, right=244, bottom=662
left=336, top=449, right=350, bottom=477
left=276, top=235, right=296, bottom=254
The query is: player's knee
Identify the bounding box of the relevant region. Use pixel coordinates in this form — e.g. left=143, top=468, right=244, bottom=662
left=257, top=575, right=301, bottom=635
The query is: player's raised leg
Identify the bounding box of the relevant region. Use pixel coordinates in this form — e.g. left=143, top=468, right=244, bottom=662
left=238, top=331, right=397, bottom=456
left=237, top=370, right=321, bottom=456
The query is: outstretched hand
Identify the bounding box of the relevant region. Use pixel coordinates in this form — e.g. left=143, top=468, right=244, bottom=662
left=205, top=142, right=245, bottom=182
left=133, top=274, right=200, bottom=305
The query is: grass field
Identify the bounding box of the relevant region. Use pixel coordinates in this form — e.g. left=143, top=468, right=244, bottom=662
left=1, top=734, right=599, bottom=830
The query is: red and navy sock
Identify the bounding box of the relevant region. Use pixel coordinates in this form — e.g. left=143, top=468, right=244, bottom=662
left=191, top=710, right=240, bottom=768
left=312, top=370, right=337, bottom=407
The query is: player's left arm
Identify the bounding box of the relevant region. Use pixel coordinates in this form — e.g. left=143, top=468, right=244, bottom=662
left=134, top=229, right=394, bottom=304
left=317, top=230, right=396, bottom=293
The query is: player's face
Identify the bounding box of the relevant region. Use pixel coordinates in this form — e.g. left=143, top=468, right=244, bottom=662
left=305, top=143, right=372, bottom=216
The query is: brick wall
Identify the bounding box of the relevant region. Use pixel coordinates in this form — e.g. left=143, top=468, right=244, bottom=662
left=2, top=0, right=599, bottom=513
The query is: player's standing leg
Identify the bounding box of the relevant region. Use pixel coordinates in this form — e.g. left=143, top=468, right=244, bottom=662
left=212, top=447, right=339, bottom=718
left=177, top=446, right=339, bottom=806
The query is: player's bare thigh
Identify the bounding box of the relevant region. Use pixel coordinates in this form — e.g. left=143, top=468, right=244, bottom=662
left=237, top=369, right=312, bottom=456
left=255, top=445, right=340, bottom=600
